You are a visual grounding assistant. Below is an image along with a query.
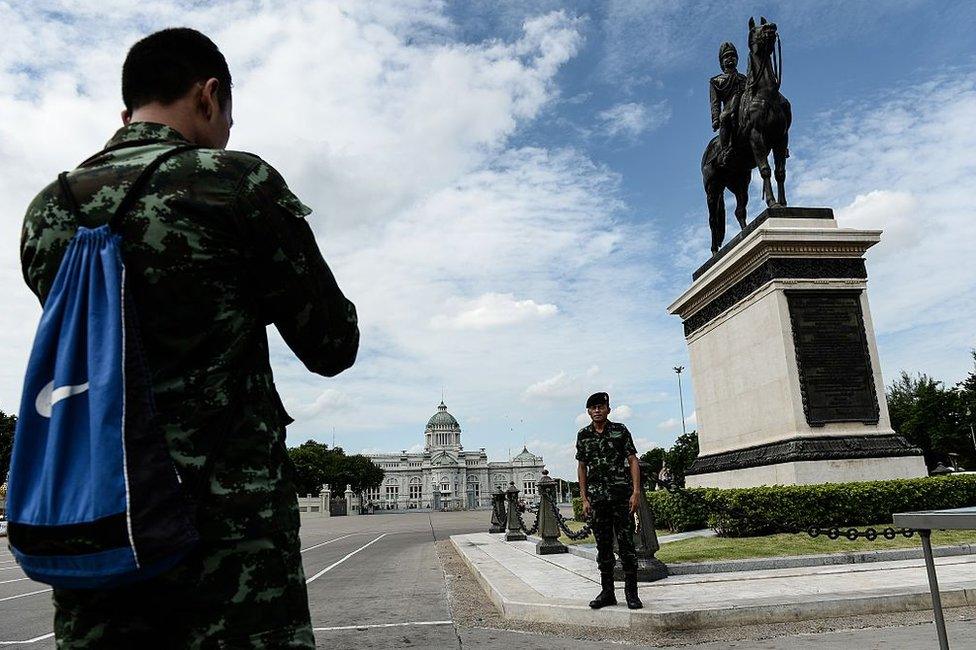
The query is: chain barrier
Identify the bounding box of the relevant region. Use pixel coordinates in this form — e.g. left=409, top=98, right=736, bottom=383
left=652, top=476, right=917, bottom=542
left=550, top=499, right=593, bottom=540
left=516, top=504, right=540, bottom=536
left=807, top=526, right=916, bottom=541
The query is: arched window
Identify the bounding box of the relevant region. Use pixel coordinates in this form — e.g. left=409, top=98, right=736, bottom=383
left=385, top=476, right=399, bottom=503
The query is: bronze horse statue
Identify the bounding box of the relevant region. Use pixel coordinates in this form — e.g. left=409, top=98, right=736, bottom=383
left=702, top=17, right=791, bottom=254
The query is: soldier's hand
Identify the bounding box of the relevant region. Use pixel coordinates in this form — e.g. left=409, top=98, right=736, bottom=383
left=629, top=492, right=640, bottom=515
left=581, top=497, right=591, bottom=519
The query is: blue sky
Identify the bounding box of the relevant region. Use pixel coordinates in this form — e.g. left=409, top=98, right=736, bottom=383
left=0, top=1, right=974, bottom=480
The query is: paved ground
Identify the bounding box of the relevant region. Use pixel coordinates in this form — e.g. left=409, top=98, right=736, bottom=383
left=2, top=510, right=976, bottom=647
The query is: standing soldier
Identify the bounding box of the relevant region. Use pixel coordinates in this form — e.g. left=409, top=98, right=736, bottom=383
left=709, top=41, right=747, bottom=166
left=20, top=28, right=358, bottom=647
left=576, top=392, right=643, bottom=610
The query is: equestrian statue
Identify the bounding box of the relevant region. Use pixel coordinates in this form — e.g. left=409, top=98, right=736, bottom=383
left=702, top=16, right=791, bottom=254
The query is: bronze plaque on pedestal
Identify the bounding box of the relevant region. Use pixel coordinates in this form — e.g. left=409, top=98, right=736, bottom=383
left=786, top=290, right=880, bottom=426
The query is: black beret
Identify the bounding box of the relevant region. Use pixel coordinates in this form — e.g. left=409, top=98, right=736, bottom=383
left=586, top=392, right=609, bottom=409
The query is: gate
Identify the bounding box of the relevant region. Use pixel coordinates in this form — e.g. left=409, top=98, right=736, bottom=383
left=330, top=497, right=347, bottom=516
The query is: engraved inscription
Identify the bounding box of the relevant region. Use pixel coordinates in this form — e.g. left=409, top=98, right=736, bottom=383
left=786, top=290, right=880, bottom=426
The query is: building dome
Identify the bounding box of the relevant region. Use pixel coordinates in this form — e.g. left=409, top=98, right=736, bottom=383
left=427, top=401, right=459, bottom=429
left=513, top=446, right=537, bottom=462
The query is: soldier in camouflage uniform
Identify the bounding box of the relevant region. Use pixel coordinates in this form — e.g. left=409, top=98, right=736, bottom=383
left=575, top=392, right=643, bottom=610
left=20, top=28, right=358, bottom=648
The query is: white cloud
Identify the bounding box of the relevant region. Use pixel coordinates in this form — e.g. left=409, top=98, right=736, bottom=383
left=523, top=365, right=610, bottom=403
left=431, top=292, right=557, bottom=330
left=525, top=438, right=578, bottom=480
left=657, top=409, right=695, bottom=432
left=657, top=417, right=679, bottom=430
left=295, top=389, right=353, bottom=418
left=596, top=100, right=671, bottom=140
left=612, top=404, right=633, bottom=420
left=835, top=190, right=921, bottom=251
left=575, top=411, right=590, bottom=427
left=524, top=371, right=576, bottom=401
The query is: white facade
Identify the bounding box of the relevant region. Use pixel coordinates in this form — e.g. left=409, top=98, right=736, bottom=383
left=366, top=402, right=544, bottom=510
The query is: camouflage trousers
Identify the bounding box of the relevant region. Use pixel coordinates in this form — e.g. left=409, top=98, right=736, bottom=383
left=591, top=498, right=637, bottom=574
left=52, top=530, right=314, bottom=649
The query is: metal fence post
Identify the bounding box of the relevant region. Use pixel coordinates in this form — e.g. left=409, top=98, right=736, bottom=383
left=505, top=482, right=527, bottom=542
left=489, top=485, right=506, bottom=533
left=615, top=460, right=669, bottom=581
left=535, top=469, right=568, bottom=555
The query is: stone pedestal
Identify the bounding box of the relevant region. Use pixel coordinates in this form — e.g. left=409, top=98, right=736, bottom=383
left=667, top=208, right=925, bottom=488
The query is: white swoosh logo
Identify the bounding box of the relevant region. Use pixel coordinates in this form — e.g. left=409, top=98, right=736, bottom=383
left=35, top=380, right=90, bottom=418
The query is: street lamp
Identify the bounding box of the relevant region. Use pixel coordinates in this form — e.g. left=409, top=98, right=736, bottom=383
left=674, top=366, right=687, bottom=436
left=968, top=407, right=975, bottom=454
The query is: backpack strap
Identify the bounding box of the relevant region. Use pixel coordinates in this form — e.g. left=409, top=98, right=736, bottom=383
left=108, top=144, right=199, bottom=232
left=57, top=143, right=199, bottom=230
left=57, top=172, right=83, bottom=219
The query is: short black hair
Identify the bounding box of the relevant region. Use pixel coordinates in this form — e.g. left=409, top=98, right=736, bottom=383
left=586, top=392, right=610, bottom=409
left=122, top=27, right=232, bottom=113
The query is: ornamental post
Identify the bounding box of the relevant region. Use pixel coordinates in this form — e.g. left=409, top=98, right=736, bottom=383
left=504, top=482, right=526, bottom=541
left=535, top=469, right=568, bottom=555
left=614, top=460, right=668, bottom=581
left=489, top=485, right=506, bottom=533
left=321, top=484, right=331, bottom=518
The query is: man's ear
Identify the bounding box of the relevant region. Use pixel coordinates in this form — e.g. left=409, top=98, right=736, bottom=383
left=200, top=78, right=221, bottom=120
left=121, top=108, right=131, bottom=125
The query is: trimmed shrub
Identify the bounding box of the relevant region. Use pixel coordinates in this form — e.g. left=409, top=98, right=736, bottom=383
left=572, top=497, right=583, bottom=521
left=647, top=475, right=976, bottom=537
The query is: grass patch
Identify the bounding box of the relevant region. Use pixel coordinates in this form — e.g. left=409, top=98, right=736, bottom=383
left=657, top=526, right=976, bottom=564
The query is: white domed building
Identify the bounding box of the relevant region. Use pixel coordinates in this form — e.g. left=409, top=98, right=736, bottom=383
left=365, top=401, right=544, bottom=510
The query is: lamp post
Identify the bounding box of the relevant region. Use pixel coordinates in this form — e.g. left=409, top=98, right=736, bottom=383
left=968, top=407, right=975, bottom=454
left=674, top=366, right=687, bottom=436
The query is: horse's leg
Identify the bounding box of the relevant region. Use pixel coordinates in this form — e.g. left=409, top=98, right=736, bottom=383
left=749, top=132, right=776, bottom=207
left=732, top=175, right=749, bottom=228
left=773, top=137, right=788, bottom=206
left=706, top=183, right=726, bottom=253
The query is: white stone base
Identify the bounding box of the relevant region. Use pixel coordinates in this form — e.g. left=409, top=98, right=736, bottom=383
left=686, top=455, right=927, bottom=489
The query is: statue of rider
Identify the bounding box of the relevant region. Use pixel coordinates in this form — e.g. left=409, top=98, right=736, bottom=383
left=709, top=42, right=746, bottom=167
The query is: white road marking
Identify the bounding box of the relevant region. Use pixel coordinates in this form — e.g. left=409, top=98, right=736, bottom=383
left=300, top=533, right=359, bottom=553
left=0, top=632, right=55, bottom=645
left=0, top=578, right=29, bottom=585
left=0, top=588, right=52, bottom=603
left=313, top=620, right=453, bottom=631
left=305, top=533, right=387, bottom=584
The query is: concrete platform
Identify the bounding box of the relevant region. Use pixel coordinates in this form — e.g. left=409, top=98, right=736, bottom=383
left=452, top=532, right=976, bottom=630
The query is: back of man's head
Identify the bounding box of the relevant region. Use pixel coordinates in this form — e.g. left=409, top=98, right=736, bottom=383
left=122, top=27, right=232, bottom=113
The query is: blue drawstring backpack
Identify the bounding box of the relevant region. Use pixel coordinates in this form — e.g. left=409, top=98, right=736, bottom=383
left=7, top=144, right=204, bottom=589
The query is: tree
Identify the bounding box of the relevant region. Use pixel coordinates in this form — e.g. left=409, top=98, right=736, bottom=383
left=286, top=440, right=384, bottom=497
left=288, top=440, right=341, bottom=496
left=664, top=431, right=699, bottom=487
left=887, top=372, right=965, bottom=470
left=639, top=447, right=666, bottom=489
left=0, top=410, right=15, bottom=488
left=341, top=454, right=385, bottom=494
left=954, top=351, right=976, bottom=457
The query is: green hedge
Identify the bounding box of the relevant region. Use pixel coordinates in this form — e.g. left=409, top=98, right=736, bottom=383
left=574, top=476, right=976, bottom=538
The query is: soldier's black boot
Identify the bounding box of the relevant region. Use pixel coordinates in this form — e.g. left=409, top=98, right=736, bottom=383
left=588, top=570, right=617, bottom=609
left=624, top=573, right=643, bottom=609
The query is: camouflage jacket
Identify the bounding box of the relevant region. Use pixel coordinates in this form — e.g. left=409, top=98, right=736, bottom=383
left=575, top=421, right=638, bottom=503
left=20, top=122, right=359, bottom=540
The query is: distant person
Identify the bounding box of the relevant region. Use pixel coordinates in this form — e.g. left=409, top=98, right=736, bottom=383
left=576, top=392, right=643, bottom=610
left=20, top=27, right=358, bottom=648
